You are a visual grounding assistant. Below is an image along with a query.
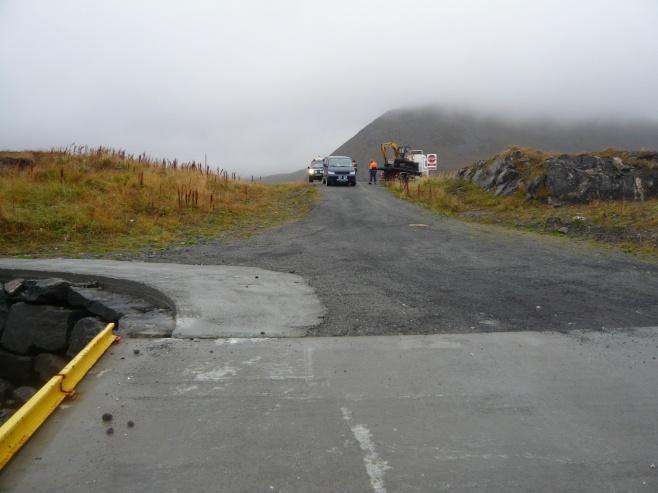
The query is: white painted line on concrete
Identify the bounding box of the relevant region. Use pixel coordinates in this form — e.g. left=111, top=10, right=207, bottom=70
left=214, top=337, right=273, bottom=345
left=193, top=365, right=239, bottom=381
left=340, top=407, right=391, bottom=493
left=303, top=346, right=314, bottom=381
left=606, top=325, right=658, bottom=331
left=240, top=356, right=262, bottom=366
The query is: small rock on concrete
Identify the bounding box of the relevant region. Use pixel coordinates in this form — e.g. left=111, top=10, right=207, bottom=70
left=20, top=278, right=71, bottom=304
left=102, top=413, right=113, bottom=422
left=67, top=317, right=106, bottom=357
left=0, top=348, right=33, bottom=382
left=12, top=386, right=37, bottom=404
left=33, top=353, right=69, bottom=382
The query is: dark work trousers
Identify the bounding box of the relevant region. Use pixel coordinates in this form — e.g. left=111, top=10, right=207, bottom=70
left=369, top=169, right=377, bottom=183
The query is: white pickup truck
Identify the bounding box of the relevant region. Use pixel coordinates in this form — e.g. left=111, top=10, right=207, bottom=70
left=408, top=150, right=430, bottom=176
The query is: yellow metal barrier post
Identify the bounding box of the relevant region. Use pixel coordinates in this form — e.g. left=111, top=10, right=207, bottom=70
left=59, top=323, right=119, bottom=392
left=0, top=323, right=118, bottom=470
left=0, top=377, right=66, bottom=469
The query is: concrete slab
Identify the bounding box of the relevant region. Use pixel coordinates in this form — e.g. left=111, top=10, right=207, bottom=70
left=1, top=330, right=657, bottom=492
left=0, top=259, right=324, bottom=338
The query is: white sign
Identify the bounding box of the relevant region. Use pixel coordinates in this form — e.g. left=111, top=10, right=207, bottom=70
left=427, top=154, right=438, bottom=169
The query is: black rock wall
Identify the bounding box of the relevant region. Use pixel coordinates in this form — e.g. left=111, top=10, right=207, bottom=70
left=0, top=278, right=113, bottom=424
left=458, top=148, right=658, bottom=204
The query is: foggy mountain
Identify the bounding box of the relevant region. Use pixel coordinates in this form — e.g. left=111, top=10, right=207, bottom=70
left=266, top=107, right=658, bottom=182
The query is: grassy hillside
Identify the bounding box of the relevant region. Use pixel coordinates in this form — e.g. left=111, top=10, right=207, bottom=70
left=0, top=148, right=316, bottom=256
left=387, top=148, right=658, bottom=257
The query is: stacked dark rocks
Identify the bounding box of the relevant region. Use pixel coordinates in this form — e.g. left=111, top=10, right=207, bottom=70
left=457, top=148, right=658, bottom=204
left=0, top=278, right=115, bottom=424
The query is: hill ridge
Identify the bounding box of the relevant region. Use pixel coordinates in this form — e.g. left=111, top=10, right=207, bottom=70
left=265, top=107, right=658, bottom=182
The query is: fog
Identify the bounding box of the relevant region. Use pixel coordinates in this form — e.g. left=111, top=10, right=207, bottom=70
left=1, top=0, right=657, bottom=175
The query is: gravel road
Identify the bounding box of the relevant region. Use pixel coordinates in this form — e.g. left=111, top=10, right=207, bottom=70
left=142, top=183, right=658, bottom=336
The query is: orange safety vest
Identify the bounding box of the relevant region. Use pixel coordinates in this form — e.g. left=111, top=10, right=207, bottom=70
left=368, top=160, right=378, bottom=170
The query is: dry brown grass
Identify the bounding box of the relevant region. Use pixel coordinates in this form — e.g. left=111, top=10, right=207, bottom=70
left=387, top=174, right=658, bottom=257
left=0, top=147, right=316, bottom=256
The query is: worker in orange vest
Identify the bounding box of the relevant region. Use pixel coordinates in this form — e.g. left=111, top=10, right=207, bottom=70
left=368, top=159, right=378, bottom=184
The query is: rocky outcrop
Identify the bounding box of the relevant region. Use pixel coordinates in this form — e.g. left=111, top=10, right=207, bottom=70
left=68, top=286, right=122, bottom=321
left=33, top=353, right=69, bottom=382
left=0, top=378, right=12, bottom=400
left=0, top=290, right=9, bottom=338
left=66, top=317, right=106, bottom=357
left=457, top=148, right=658, bottom=204
left=4, top=279, right=25, bottom=297
left=0, top=348, right=33, bottom=382
left=12, top=386, right=37, bottom=405
left=543, top=154, right=657, bottom=203
left=2, top=303, right=86, bottom=354
left=20, top=278, right=72, bottom=304
left=458, top=151, right=524, bottom=197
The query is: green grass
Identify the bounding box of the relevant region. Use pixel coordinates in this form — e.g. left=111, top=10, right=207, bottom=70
left=0, top=149, right=317, bottom=256
left=387, top=174, right=658, bottom=257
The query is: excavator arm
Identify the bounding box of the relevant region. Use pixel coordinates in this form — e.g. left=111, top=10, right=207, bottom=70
left=380, top=142, right=400, bottom=166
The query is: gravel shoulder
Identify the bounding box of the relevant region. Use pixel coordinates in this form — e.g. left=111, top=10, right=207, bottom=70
left=139, top=183, right=658, bottom=336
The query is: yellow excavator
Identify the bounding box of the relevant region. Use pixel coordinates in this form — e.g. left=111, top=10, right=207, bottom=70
left=379, top=142, right=421, bottom=179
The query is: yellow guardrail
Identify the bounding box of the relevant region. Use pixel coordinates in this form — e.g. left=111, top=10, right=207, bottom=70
left=0, top=323, right=118, bottom=470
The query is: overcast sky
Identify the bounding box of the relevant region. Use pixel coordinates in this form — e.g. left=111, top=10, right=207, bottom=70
left=1, top=0, right=657, bottom=174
